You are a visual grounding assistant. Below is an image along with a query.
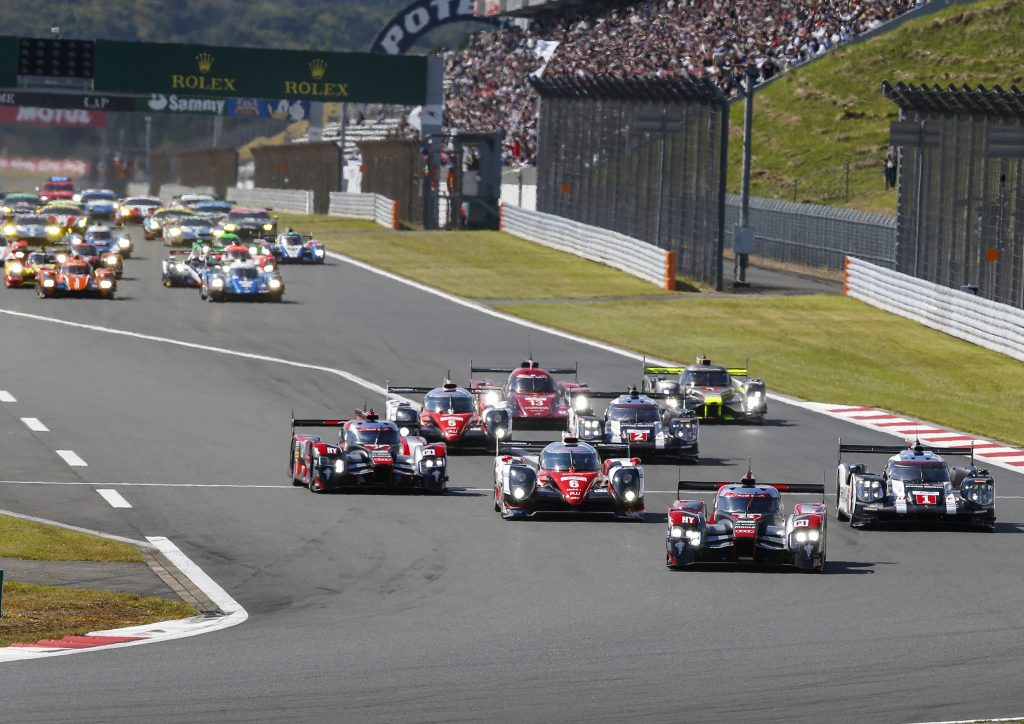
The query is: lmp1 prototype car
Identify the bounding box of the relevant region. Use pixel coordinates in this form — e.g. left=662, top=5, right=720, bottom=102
left=568, top=387, right=699, bottom=462
left=36, top=255, right=116, bottom=299
left=471, top=359, right=587, bottom=429
left=161, top=249, right=205, bottom=287
left=667, top=474, right=827, bottom=572
left=269, top=230, right=325, bottom=264
left=200, top=260, right=284, bottom=302
left=385, top=380, right=512, bottom=449
left=642, top=357, right=767, bottom=423
left=290, top=412, right=448, bottom=494
left=493, top=437, right=644, bottom=520
left=836, top=441, right=995, bottom=530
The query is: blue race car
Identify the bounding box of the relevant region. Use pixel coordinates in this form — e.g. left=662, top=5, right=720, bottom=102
left=78, top=189, right=120, bottom=224
left=84, top=224, right=133, bottom=259
left=200, top=260, right=284, bottom=302
left=270, top=230, right=325, bottom=264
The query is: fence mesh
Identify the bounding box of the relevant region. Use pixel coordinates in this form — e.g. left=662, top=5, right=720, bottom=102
left=253, top=142, right=341, bottom=214
left=177, top=147, right=238, bottom=199
left=359, top=139, right=423, bottom=226
left=533, top=77, right=727, bottom=289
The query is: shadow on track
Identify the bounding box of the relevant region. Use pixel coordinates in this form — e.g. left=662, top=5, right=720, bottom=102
left=669, top=560, right=883, bottom=574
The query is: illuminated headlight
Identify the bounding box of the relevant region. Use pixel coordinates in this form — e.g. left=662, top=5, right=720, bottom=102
left=43, top=278, right=55, bottom=288
left=748, top=391, right=762, bottom=400
left=666, top=397, right=679, bottom=409
left=685, top=529, right=701, bottom=543
left=2, top=225, right=14, bottom=235
left=201, top=245, right=210, bottom=253
left=268, top=278, right=281, bottom=290
left=175, top=263, right=186, bottom=272
left=99, top=279, right=113, bottom=289
left=670, top=525, right=685, bottom=539
left=399, top=427, right=410, bottom=436
left=8, top=262, right=22, bottom=274
left=808, top=529, right=820, bottom=542
left=574, top=395, right=589, bottom=411
left=106, top=255, right=119, bottom=265
left=624, top=490, right=637, bottom=503
left=334, top=458, right=346, bottom=473
left=483, top=391, right=500, bottom=407
left=314, top=248, right=324, bottom=256
left=513, top=486, right=527, bottom=500
left=14, top=251, right=24, bottom=259
left=46, top=225, right=61, bottom=235
left=264, top=263, right=275, bottom=272
left=118, top=238, right=130, bottom=248
left=77, top=218, right=87, bottom=228
left=962, top=483, right=993, bottom=505
left=2, top=208, right=11, bottom=215
left=120, top=206, right=130, bottom=215
left=494, top=427, right=507, bottom=439
left=795, top=530, right=808, bottom=543
left=223, top=223, right=237, bottom=231
left=248, top=246, right=259, bottom=255
left=855, top=478, right=884, bottom=502
left=169, top=228, right=182, bottom=237
left=56, top=253, right=67, bottom=263
left=262, top=223, right=273, bottom=231
left=210, top=278, right=224, bottom=288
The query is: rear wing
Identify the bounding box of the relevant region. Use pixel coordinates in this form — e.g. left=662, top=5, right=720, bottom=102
left=677, top=481, right=825, bottom=498
left=570, top=389, right=681, bottom=402
left=386, top=385, right=435, bottom=395
left=498, top=441, right=549, bottom=455
left=839, top=440, right=975, bottom=465
left=471, top=359, right=578, bottom=376
left=292, top=418, right=348, bottom=429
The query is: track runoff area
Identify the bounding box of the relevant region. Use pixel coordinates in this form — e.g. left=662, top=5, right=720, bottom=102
left=1, top=217, right=1023, bottom=723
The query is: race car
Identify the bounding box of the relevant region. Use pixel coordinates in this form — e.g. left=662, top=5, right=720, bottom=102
left=290, top=412, right=448, bottom=494
left=161, top=249, right=205, bottom=287
left=2, top=214, right=63, bottom=245
left=43, top=201, right=87, bottom=234
left=69, top=240, right=122, bottom=278
left=470, top=359, right=587, bottom=429
left=38, top=176, right=74, bottom=202
left=836, top=440, right=995, bottom=530
left=642, top=357, right=767, bottom=423
left=192, top=200, right=233, bottom=218
left=164, top=215, right=216, bottom=247
left=77, top=189, right=120, bottom=223
left=36, top=255, right=116, bottom=299
left=1, top=193, right=42, bottom=219
left=385, top=380, right=512, bottom=448
left=666, top=473, right=827, bottom=572
left=269, top=229, right=325, bottom=264
left=83, top=224, right=133, bottom=259
left=493, top=437, right=644, bottom=520
left=200, top=259, right=284, bottom=302
left=569, top=387, right=699, bottom=462
left=176, top=193, right=217, bottom=208
left=217, top=208, right=277, bottom=240
left=4, top=245, right=58, bottom=288
left=143, top=207, right=189, bottom=240
left=117, top=196, right=162, bottom=224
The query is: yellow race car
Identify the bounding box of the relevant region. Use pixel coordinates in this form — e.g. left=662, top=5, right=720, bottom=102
left=4, top=242, right=60, bottom=288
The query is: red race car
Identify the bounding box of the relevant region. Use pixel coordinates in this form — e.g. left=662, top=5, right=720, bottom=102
left=38, top=176, right=75, bottom=202
left=36, top=255, right=116, bottom=299
left=470, top=359, right=587, bottom=430
left=290, top=410, right=448, bottom=494
left=493, top=437, right=644, bottom=520
left=666, top=473, right=827, bottom=572
left=385, top=380, right=512, bottom=449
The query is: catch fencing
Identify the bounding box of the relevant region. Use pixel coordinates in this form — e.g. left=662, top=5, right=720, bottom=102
left=846, top=256, right=1024, bottom=362
left=226, top=187, right=313, bottom=214
left=533, top=76, right=728, bottom=289
left=328, top=192, right=400, bottom=230
left=501, top=203, right=675, bottom=290
left=252, top=142, right=341, bottom=214
left=359, top=139, right=423, bottom=227
left=177, top=147, right=238, bottom=200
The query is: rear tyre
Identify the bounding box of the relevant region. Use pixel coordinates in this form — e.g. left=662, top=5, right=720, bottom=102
left=836, top=483, right=849, bottom=522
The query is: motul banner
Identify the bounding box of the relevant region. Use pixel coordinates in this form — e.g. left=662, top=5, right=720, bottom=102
left=0, top=106, right=107, bottom=127
left=0, top=157, right=91, bottom=176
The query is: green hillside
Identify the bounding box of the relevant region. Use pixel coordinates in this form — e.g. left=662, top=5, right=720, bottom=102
left=729, top=0, right=1024, bottom=213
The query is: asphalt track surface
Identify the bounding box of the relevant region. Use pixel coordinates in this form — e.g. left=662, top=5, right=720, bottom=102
left=2, top=229, right=1023, bottom=723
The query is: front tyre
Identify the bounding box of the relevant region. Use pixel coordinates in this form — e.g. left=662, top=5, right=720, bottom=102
left=836, top=479, right=850, bottom=522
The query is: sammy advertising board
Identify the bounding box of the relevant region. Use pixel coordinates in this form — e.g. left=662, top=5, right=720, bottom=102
left=138, top=94, right=309, bottom=120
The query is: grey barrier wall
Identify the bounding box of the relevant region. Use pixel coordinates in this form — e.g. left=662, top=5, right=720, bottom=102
left=227, top=187, right=313, bottom=214
left=158, top=183, right=215, bottom=200
left=847, top=256, right=1024, bottom=361
left=724, top=195, right=897, bottom=270
left=126, top=182, right=150, bottom=197
left=502, top=203, right=669, bottom=288
left=533, top=76, right=727, bottom=290
left=328, top=192, right=400, bottom=230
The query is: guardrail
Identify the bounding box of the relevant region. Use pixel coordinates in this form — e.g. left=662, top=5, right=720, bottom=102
left=226, top=187, right=313, bottom=214
left=845, top=256, right=1024, bottom=362
left=501, top=203, right=675, bottom=290
left=328, top=192, right=400, bottom=230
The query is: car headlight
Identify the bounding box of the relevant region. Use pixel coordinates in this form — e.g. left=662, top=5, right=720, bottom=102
left=315, top=248, right=324, bottom=256
left=962, top=482, right=993, bottom=506
left=795, top=530, right=808, bottom=543
left=248, top=246, right=259, bottom=255
left=855, top=478, right=885, bottom=502
left=264, top=263, right=275, bottom=272
left=268, top=278, right=281, bottom=289
left=808, top=529, right=820, bottom=542
left=262, top=223, right=273, bottom=231
left=43, top=278, right=55, bottom=288
left=574, top=395, right=589, bottom=411
left=118, top=238, right=130, bottom=248
left=56, top=253, right=67, bottom=263
left=670, top=525, right=685, bottom=539
left=513, top=486, right=527, bottom=500
left=8, top=262, right=22, bottom=274
left=666, top=397, right=679, bottom=409
left=334, top=458, right=346, bottom=473
left=224, top=223, right=237, bottom=231
left=211, top=278, right=224, bottom=288
left=2, top=225, right=14, bottom=235
left=120, top=206, right=130, bottom=215
left=175, top=263, right=186, bottom=272
left=169, top=228, right=182, bottom=237
left=106, top=255, right=119, bottom=265
left=399, top=427, right=410, bottom=436
left=494, top=427, right=507, bottom=439
left=46, top=225, right=61, bottom=235
left=484, top=391, right=499, bottom=407
left=624, top=490, right=637, bottom=502
left=202, top=245, right=210, bottom=253
left=99, top=279, right=113, bottom=289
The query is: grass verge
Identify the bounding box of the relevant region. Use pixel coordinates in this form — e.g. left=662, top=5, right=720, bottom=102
left=0, top=515, right=142, bottom=562
left=496, top=295, right=1024, bottom=448
left=277, top=212, right=383, bottom=234
left=278, top=213, right=672, bottom=300
left=0, top=582, right=194, bottom=647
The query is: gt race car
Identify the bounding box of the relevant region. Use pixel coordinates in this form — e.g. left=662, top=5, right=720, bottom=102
left=836, top=440, right=995, bottom=530
left=269, top=230, right=325, bottom=263
left=4, top=245, right=58, bottom=288
left=78, top=189, right=120, bottom=223
left=494, top=437, right=643, bottom=520
left=642, top=357, right=767, bottom=423
left=385, top=381, right=512, bottom=449
left=569, top=387, right=699, bottom=462
left=2, top=214, right=63, bottom=245
left=2, top=193, right=42, bottom=219
left=667, top=474, right=827, bottom=572
left=290, top=413, right=448, bottom=493
left=200, top=260, right=284, bottom=302
left=471, top=359, right=587, bottom=429
left=38, top=176, right=74, bottom=202
left=161, top=249, right=205, bottom=287
left=164, top=215, right=216, bottom=247
left=118, top=196, right=161, bottom=224
left=143, top=208, right=189, bottom=240
left=84, top=225, right=133, bottom=259
left=36, top=256, right=116, bottom=299
left=218, top=209, right=277, bottom=240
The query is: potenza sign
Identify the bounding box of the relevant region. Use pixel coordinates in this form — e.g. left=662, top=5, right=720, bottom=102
left=370, top=0, right=481, bottom=55
left=93, top=40, right=428, bottom=105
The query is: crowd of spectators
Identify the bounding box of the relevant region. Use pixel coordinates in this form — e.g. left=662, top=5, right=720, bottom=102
left=443, top=0, right=923, bottom=165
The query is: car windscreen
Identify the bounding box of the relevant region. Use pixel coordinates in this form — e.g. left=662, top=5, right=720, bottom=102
left=511, top=375, right=556, bottom=393
left=608, top=404, right=660, bottom=423
left=424, top=394, right=474, bottom=413
left=16, top=216, right=48, bottom=225
left=181, top=217, right=212, bottom=228
left=346, top=427, right=400, bottom=446
left=82, top=192, right=116, bottom=201
left=86, top=230, right=112, bottom=241
left=888, top=462, right=948, bottom=483
left=541, top=448, right=599, bottom=472
left=63, top=264, right=89, bottom=275
left=717, top=493, right=778, bottom=514
left=45, top=207, right=78, bottom=214
left=684, top=369, right=731, bottom=387
left=29, top=253, right=54, bottom=264
left=125, top=198, right=160, bottom=206
left=229, top=266, right=259, bottom=280
left=228, top=211, right=271, bottom=222
left=73, top=244, right=98, bottom=255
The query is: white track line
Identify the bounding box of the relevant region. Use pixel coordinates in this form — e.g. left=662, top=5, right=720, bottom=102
left=146, top=536, right=244, bottom=615
left=96, top=488, right=132, bottom=508
left=20, top=417, right=48, bottom=432
left=55, top=449, right=87, bottom=467
left=0, top=390, right=16, bottom=402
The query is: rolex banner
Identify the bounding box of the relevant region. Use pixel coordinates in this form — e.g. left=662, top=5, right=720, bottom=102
left=93, top=40, right=428, bottom=105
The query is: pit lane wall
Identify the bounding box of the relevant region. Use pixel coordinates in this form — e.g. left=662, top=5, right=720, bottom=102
left=845, top=256, right=1024, bottom=362
left=328, top=192, right=400, bottom=230
left=226, top=187, right=314, bottom=214
left=501, top=203, right=675, bottom=290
